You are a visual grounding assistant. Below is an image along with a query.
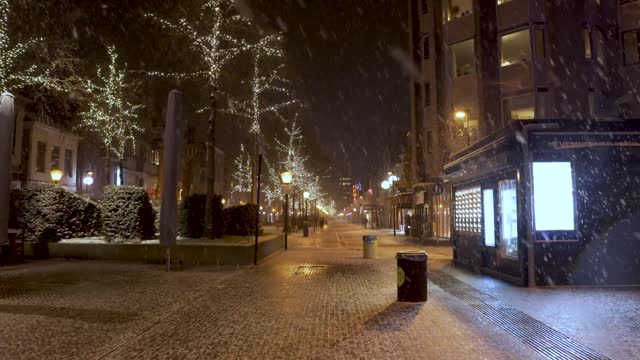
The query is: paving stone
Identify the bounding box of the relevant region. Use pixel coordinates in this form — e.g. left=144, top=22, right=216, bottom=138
left=0, top=223, right=609, bottom=359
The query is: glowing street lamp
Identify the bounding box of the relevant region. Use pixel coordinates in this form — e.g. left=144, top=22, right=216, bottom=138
left=280, top=171, right=293, bottom=185
left=279, top=170, right=294, bottom=250
left=82, top=172, right=94, bottom=196
left=303, top=191, right=310, bottom=199
left=83, top=174, right=94, bottom=186
left=455, top=110, right=467, bottom=119
left=381, top=180, right=391, bottom=190
left=50, top=169, right=63, bottom=184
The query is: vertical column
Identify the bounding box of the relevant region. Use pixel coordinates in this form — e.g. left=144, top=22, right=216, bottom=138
left=159, top=90, right=185, bottom=268
left=0, top=93, right=15, bottom=245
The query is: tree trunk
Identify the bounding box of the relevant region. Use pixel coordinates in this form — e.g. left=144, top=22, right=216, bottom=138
left=182, top=157, right=193, bottom=197
left=119, top=158, right=125, bottom=186
left=251, top=134, right=258, bottom=204
left=106, top=151, right=111, bottom=186
left=204, top=90, right=217, bottom=239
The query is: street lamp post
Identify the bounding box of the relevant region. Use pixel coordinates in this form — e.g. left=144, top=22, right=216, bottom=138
left=280, top=171, right=293, bottom=250
left=83, top=172, right=94, bottom=197
left=384, top=174, right=399, bottom=237
left=303, top=191, right=310, bottom=237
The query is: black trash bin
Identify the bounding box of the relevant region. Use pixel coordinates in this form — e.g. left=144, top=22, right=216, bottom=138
left=396, top=250, right=428, bottom=302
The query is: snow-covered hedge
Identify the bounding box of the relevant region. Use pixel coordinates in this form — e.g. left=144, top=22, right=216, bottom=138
left=223, top=204, right=259, bottom=236
left=178, top=194, right=224, bottom=238
left=151, top=199, right=161, bottom=234
left=101, top=186, right=156, bottom=242
left=20, top=184, right=102, bottom=242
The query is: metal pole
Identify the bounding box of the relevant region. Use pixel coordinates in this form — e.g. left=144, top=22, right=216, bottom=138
left=254, top=154, right=263, bottom=265
left=159, top=90, right=184, bottom=272
left=291, top=188, right=296, bottom=232
left=303, top=197, right=308, bottom=237
left=204, top=87, right=218, bottom=239
left=393, top=205, right=397, bottom=237
left=284, top=193, right=288, bottom=250
left=0, top=93, right=15, bottom=247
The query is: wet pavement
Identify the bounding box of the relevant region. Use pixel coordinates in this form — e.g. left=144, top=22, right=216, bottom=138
left=0, top=222, right=637, bottom=359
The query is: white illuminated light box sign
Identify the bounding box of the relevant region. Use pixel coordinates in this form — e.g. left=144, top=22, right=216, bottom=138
left=533, top=162, right=575, bottom=231
left=483, top=189, right=495, bottom=246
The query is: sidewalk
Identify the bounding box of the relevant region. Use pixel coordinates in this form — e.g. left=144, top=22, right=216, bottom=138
left=0, top=223, right=637, bottom=359
left=436, top=261, right=640, bottom=360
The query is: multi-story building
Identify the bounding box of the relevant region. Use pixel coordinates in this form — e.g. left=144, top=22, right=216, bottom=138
left=409, top=0, right=640, bottom=286
left=10, top=101, right=81, bottom=192
left=338, top=176, right=353, bottom=210
left=408, top=0, right=451, bottom=243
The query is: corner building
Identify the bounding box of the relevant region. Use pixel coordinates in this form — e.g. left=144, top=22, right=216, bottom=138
left=409, top=0, right=640, bottom=285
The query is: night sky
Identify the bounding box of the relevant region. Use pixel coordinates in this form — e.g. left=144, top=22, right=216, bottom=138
left=249, top=0, right=410, bottom=184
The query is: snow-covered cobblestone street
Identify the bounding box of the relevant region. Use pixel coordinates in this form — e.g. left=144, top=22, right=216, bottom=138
left=0, top=223, right=636, bottom=359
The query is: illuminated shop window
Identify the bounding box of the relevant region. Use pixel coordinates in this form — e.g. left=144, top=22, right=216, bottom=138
left=533, top=162, right=575, bottom=231
left=499, top=179, right=518, bottom=258
left=483, top=189, right=495, bottom=246
left=454, top=186, right=481, bottom=233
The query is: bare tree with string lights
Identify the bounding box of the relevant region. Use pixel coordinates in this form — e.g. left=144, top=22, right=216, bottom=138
left=0, top=0, right=80, bottom=95
left=76, top=45, right=144, bottom=186
left=145, top=0, right=254, bottom=238
left=222, top=33, right=298, bottom=202
left=223, top=33, right=297, bottom=136
left=230, top=143, right=252, bottom=195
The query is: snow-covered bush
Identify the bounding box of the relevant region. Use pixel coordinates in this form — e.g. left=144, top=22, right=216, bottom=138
left=151, top=199, right=160, bottom=234
left=101, top=186, right=155, bottom=242
left=223, top=204, right=259, bottom=236
left=20, top=184, right=102, bottom=242
left=178, top=194, right=224, bottom=238
left=178, top=194, right=206, bottom=238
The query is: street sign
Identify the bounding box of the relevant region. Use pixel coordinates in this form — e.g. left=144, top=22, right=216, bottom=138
left=393, top=181, right=410, bottom=188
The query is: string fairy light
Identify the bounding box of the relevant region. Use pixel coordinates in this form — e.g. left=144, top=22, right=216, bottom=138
left=76, top=45, right=144, bottom=164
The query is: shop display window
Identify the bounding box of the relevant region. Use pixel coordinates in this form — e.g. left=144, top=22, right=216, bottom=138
left=499, top=179, right=518, bottom=258
left=454, top=186, right=481, bottom=233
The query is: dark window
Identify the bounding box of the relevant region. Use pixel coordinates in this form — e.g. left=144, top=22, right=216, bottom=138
left=36, top=142, right=46, bottom=173
left=535, top=28, right=545, bottom=59
left=584, top=29, right=592, bottom=59
left=51, top=146, right=60, bottom=170
left=421, top=0, right=428, bottom=14
left=151, top=149, right=160, bottom=165
left=425, top=83, right=431, bottom=106
left=623, top=30, right=640, bottom=65
left=423, top=36, right=430, bottom=59
left=64, top=149, right=73, bottom=178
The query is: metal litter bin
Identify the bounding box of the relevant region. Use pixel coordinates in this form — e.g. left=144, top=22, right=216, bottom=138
left=396, top=250, right=428, bottom=302
left=362, top=235, right=377, bottom=258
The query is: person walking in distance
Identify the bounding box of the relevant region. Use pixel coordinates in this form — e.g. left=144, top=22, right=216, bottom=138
left=362, top=216, right=368, bottom=229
